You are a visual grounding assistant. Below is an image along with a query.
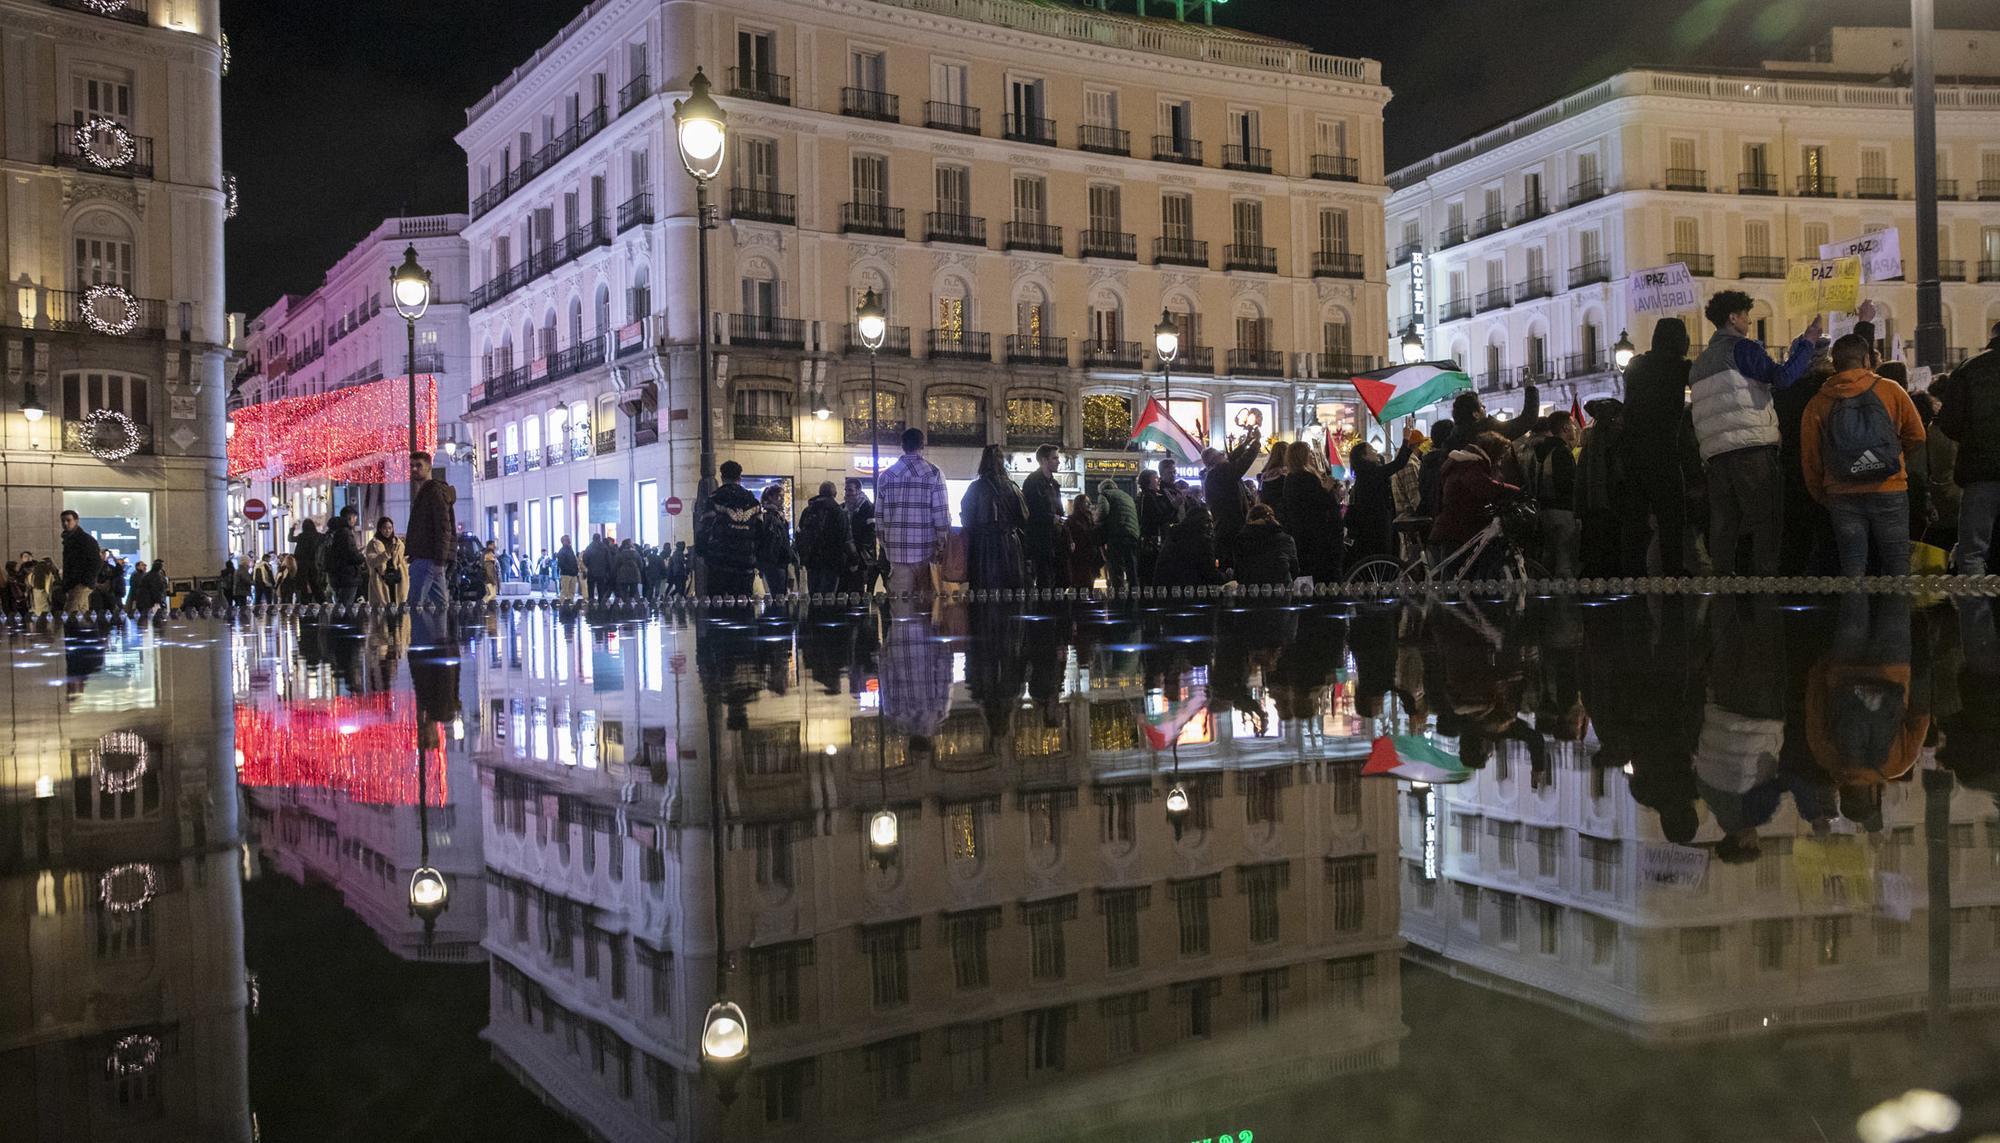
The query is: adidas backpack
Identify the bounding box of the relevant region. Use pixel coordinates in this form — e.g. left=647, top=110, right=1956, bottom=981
left=1820, top=387, right=1901, bottom=483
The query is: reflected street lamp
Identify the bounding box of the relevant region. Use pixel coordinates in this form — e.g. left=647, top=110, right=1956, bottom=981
left=700, top=999, right=751, bottom=1102
left=675, top=67, right=728, bottom=581
left=1613, top=329, right=1637, bottom=370
left=868, top=807, right=900, bottom=865
left=390, top=245, right=433, bottom=470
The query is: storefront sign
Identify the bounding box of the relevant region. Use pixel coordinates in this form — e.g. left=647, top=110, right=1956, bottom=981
left=1627, top=262, right=1700, bottom=315
left=1819, top=229, right=1903, bottom=282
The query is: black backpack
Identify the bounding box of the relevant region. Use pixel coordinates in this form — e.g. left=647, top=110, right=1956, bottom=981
left=1833, top=677, right=1904, bottom=771
left=1820, top=387, right=1902, bottom=483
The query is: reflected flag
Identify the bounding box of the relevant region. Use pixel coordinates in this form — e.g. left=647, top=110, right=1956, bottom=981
left=1363, top=735, right=1471, bottom=783
left=1142, top=685, right=1210, bottom=750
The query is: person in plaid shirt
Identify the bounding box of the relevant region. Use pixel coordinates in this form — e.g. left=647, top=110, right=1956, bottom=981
left=876, top=427, right=951, bottom=596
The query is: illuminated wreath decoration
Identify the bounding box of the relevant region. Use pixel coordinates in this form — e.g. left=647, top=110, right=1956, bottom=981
left=95, top=731, right=150, bottom=795
left=223, top=172, right=240, bottom=219
left=80, top=409, right=143, bottom=461
left=99, top=862, right=158, bottom=914
left=83, top=283, right=140, bottom=336
left=105, top=1033, right=160, bottom=1078
left=220, top=31, right=232, bottom=76
left=74, top=116, right=136, bottom=170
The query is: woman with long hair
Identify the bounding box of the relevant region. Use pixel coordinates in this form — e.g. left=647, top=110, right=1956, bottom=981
left=291, top=518, right=326, bottom=603
left=365, top=517, right=408, bottom=606
left=959, top=444, right=1028, bottom=591
left=1347, top=430, right=1419, bottom=565
left=1064, top=494, right=1104, bottom=589
left=1279, top=439, right=1344, bottom=582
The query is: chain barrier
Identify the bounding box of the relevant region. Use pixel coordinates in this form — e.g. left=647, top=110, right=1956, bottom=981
left=7, top=574, right=2000, bottom=627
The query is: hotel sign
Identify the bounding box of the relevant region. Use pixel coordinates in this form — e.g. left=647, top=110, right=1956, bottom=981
left=1409, top=250, right=1427, bottom=343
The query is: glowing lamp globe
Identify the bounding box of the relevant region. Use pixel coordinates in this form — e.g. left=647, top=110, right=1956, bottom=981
left=1152, top=310, right=1180, bottom=363
left=408, top=866, right=448, bottom=913
left=701, top=1001, right=750, bottom=1062
left=868, top=807, right=900, bottom=852
left=1165, top=784, right=1190, bottom=815
left=1613, top=329, right=1637, bottom=370
left=21, top=382, right=45, bottom=423
left=673, top=69, right=728, bottom=181
left=855, top=288, right=887, bottom=350
left=1400, top=328, right=1426, bottom=365
left=390, top=246, right=431, bottom=321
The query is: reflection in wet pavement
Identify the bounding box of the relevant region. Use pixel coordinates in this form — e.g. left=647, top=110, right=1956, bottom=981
left=3, top=596, right=1998, bottom=1141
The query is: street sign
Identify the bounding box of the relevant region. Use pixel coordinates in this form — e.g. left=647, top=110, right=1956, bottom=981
left=243, top=498, right=268, bottom=521
left=664, top=496, right=684, bottom=517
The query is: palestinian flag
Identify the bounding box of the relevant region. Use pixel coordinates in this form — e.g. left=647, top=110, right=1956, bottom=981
left=1349, top=362, right=1474, bottom=425
left=1141, top=685, right=1209, bottom=750
left=1130, top=396, right=1204, bottom=466
left=1363, top=735, right=1471, bottom=783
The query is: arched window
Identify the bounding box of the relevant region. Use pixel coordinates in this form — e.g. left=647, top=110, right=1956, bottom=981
left=629, top=264, right=651, bottom=323
left=546, top=406, right=569, bottom=465
left=569, top=400, right=592, bottom=460
left=924, top=386, right=987, bottom=448
left=523, top=414, right=543, bottom=469
left=72, top=210, right=134, bottom=291
left=1005, top=390, right=1062, bottom=447
left=1081, top=392, right=1133, bottom=450
left=1321, top=307, right=1354, bottom=373
left=1086, top=287, right=1125, bottom=354
left=498, top=330, right=515, bottom=374
left=732, top=379, right=794, bottom=442
left=541, top=308, right=559, bottom=360
left=844, top=382, right=906, bottom=445
left=594, top=282, right=612, bottom=335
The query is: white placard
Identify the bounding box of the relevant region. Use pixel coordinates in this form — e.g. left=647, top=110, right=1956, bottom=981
left=1628, top=263, right=1700, bottom=315
left=1909, top=365, right=1934, bottom=391
left=1638, top=842, right=1710, bottom=889
left=1820, top=229, right=1904, bottom=283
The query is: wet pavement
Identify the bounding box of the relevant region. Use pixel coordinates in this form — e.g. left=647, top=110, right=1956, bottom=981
left=3, top=595, right=1998, bottom=1142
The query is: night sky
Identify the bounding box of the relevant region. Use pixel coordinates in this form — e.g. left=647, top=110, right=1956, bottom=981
left=221, top=0, right=2000, bottom=316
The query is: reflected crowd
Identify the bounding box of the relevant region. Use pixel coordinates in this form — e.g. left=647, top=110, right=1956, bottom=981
left=2, top=593, right=1998, bottom=1141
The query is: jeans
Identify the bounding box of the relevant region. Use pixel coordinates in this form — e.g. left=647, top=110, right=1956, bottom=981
left=1827, top=492, right=1910, bottom=578
left=1707, top=445, right=1783, bottom=576
left=1960, top=480, right=2000, bottom=575
left=759, top=563, right=792, bottom=596
left=1539, top=507, right=1580, bottom=578
left=1105, top=542, right=1140, bottom=594
left=407, top=558, right=449, bottom=606
left=806, top=566, right=841, bottom=595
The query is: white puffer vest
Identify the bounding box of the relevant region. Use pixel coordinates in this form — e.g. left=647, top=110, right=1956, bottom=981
left=1690, top=330, right=1780, bottom=460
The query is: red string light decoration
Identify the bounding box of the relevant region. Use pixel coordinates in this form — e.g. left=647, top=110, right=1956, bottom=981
left=235, top=692, right=448, bottom=806
left=228, top=375, right=438, bottom=484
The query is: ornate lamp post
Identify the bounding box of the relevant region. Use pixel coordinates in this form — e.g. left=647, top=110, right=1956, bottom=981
left=674, top=68, right=728, bottom=544
left=856, top=288, right=887, bottom=491
left=1399, top=326, right=1426, bottom=365
left=1152, top=310, right=1180, bottom=409
left=1612, top=329, right=1637, bottom=371
left=390, top=246, right=433, bottom=466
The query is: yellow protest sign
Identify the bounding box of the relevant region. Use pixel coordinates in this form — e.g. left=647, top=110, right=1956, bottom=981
left=1784, top=256, right=1862, bottom=319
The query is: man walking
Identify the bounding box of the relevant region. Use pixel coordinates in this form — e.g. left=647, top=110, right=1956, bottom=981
left=1021, top=444, right=1066, bottom=589
left=404, top=451, right=457, bottom=606
left=1938, top=320, right=2000, bottom=574
left=1801, top=334, right=1925, bottom=577
left=59, top=510, right=101, bottom=613
left=1689, top=290, right=1822, bottom=575
left=876, top=428, right=950, bottom=597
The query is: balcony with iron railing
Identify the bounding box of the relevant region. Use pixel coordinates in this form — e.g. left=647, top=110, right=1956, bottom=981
left=1438, top=297, right=1473, bottom=322
left=1664, top=167, right=1707, bottom=192
left=470, top=105, right=607, bottom=219
left=1438, top=224, right=1468, bottom=249
left=1222, top=144, right=1272, bottom=173
left=925, top=101, right=980, bottom=134
left=1391, top=241, right=1421, bottom=267
left=64, top=418, right=154, bottom=455
left=733, top=413, right=794, bottom=443
left=844, top=323, right=912, bottom=355
left=1312, top=250, right=1365, bottom=279
left=1510, top=197, right=1548, bottom=225
left=52, top=123, right=155, bottom=180
left=927, top=329, right=991, bottom=361
left=1227, top=348, right=1284, bottom=377
left=1938, top=179, right=1959, bottom=200
left=1082, top=339, right=1143, bottom=369
left=1979, top=180, right=2000, bottom=201
left=731, top=188, right=796, bottom=224
left=52, top=0, right=148, bottom=23
left=1738, top=172, right=1778, bottom=195
left=1006, top=334, right=1068, bottom=366
left=1003, top=113, right=1057, bottom=146
left=1175, top=345, right=1215, bottom=373
left=727, top=314, right=806, bottom=350
left=617, top=191, right=653, bottom=232
left=618, top=73, right=650, bottom=115
left=1739, top=255, right=1785, bottom=279
left=549, top=338, right=606, bottom=382
left=1857, top=176, right=1898, bottom=200
left=1312, top=154, right=1360, bottom=182
left=1224, top=244, right=1276, bottom=273
left=469, top=216, right=610, bottom=310
left=1514, top=275, right=1553, bottom=303
left=1003, top=221, right=1063, bottom=254
left=11, top=287, right=172, bottom=339
left=841, top=202, right=905, bottom=238
left=1475, top=285, right=1511, bottom=313
left=1521, top=359, right=1556, bottom=385
left=1153, top=135, right=1202, bottom=165
left=1568, top=177, right=1605, bottom=207
left=1317, top=353, right=1380, bottom=377
left=1671, top=252, right=1714, bottom=277
left=1473, top=211, right=1505, bottom=238
left=477, top=363, right=532, bottom=409
left=728, top=67, right=790, bottom=104
left=1081, top=229, right=1137, bottom=260
left=845, top=416, right=908, bottom=446
left=597, top=429, right=616, bottom=455
left=841, top=87, right=899, bottom=122
left=926, top=212, right=986, bottom=246
left=1980, top=261, right=2000, bottom=283
left=1562, top=350, right=1609, bottom=378
left=1797, top=174, right=1837, bottom=198
left=1078, top=124, right=1130, bottom=156
left=1153, top=236, right=1208, bottom=268
left=1569, top=260, right=1610, bottom=287
left=1940, top=259, right=1966, bottom=280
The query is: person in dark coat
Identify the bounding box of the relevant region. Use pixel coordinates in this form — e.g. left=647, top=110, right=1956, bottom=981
left=290, top=519, right=327, bottom=603
left=402, top=451, right=457, bottom=606
left=324, top=505, right=367, bottom=603
left=1153, top=497, right=1220, bottom=588
left=1020, top=444, right=1068, bottom=589
left=1064, top=495, right=1104, bottom=590
left=1094, top=478, right=1141, bottom=593
left=797, top=481, right=853, bottom=595
left=1346, top=430, right=1418, bottom=566
left=614, top=539, right=645, bottom=599
left=1201, top=430, right=1260, bottom=571
left=1136, top=468, right=1179, bottom=586
left=840, top=477, right=878, bottom=594
left=1233, top=504, right=1299, bottom=585
left=582, top=533, right=615, bottom=601
left=959, top=444, right=1028, bottom=592
left=756, top=485, right=794, bottom=595
left=1430, top=431, right=1519, bottom=577
left=58, top=510, right=102, bottom=613
left=1774, top=346, right=1837, bottom=574
left=696, top=461, right=764, bottom=596
left=1278, top=440, right=1343, bottom=582
left=1934, top=319, right=2000, bottom=574
left=1618, top=318, right=1697, bottom=575
left=1416, top=417, right=1456, bottom=522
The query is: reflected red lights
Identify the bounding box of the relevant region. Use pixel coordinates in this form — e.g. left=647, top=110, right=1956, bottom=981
left=235, top=692, right=447, bottom=805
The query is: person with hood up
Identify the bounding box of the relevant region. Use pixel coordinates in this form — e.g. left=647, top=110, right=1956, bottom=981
left=1911, top=389, right=1959, bottom=554
left=1346, top=429, right=1419, bottom=566
left=1279, top=439, right=1343, bottom=583
left=1153, top=493, right=1220, bottom=588
left=697, top=460, right=765, bottom=595
left=1232, top=503, right=1299, bottom=586
left=1093, top=478, right=1141, bottom=593
left=404, top=451, right=458, bottom=606
left=1064, top=494, right=1104, bottom=589
left=1618, top=317, right=1697, bottom=575
left=1800, top=333, right=1925, bottom=577
left=324, top=505, right=367, bottom=603
left=797, top=482, right=852, bottom=595
left=1527, top=410, right=1581, bottom=577
left=1429, top=431, right=1519, bottom=577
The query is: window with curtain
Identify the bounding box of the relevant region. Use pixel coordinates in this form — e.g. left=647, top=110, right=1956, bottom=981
left=1319, top=207, right=1349, bottom=252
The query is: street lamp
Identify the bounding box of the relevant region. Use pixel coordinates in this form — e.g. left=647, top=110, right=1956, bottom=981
left=1153, top=309, right=1179, bottom=406
left=1612, top=329, right=1637, bottom=370
left=390, top=245, right=433, bottom=469
left=857, top=288, right=887, bottom=501
left=699, top=998, right=751, bottom=1102
left=21, top=380, right=44, bottom=423
left=1400, top=326, right=1426, bottom=365
left=675, top=68, right=728, bottom=560
left=407, top=738, right=448, bottom=942
left=1911, top=0, right=1944, bottom=370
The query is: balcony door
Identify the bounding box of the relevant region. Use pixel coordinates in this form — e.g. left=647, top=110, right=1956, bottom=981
left=73, top=213, right=133, bottom=292
left=737, top=30, right=774, bottom=79
left=1316, top=117, right=1347, bottom=157
left=1086, top=88, right=1118, bottom=129
left=1088, top=185, right=1121, bottom=233
left=1014, top=175, right=1047, bottom=224
left=936, top=165, right=971, bottom=217
left=931, top=61, right=968, bottom=106
left=853, top=153, right=887, bottom=209
left=1162, top=193, right=1193, bottom=241
left=1009, top=77, right=1045, bottom=124
left=851, top=49, right=886, bottom=94
left=739, top=137, right=778, bottom=194
left=1231, top=200, right=1263, bottom=248
left=1319, top=208, right=1349, bottom=253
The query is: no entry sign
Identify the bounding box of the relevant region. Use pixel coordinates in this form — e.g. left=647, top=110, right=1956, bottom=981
left=664, top=496, right=684, bottom=517
left=243, top=498, right=269, bottom=521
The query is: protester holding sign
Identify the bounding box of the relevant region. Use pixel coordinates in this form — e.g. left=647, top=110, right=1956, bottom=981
left=1690, top=290, right=1823, bottom=575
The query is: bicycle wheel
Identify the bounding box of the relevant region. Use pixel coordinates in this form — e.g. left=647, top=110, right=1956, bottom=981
left=1345, top=558, right=1410, bottom=586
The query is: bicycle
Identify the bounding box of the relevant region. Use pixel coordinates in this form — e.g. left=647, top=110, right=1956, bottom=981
left=1345, top=499, right=1548, bottom=588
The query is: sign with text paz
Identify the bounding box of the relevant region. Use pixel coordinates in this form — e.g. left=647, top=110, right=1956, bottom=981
left=242, top=498, right=268, bottom=522
left=1628, top=262, right=1700, bottom=315
left=1820, top=229, right=1903, bottom=283
left=1784, top=256, right=1862, bottom=320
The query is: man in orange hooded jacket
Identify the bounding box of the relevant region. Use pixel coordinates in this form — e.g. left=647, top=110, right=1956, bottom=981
left=1799, top=334, right=1926, bottom=576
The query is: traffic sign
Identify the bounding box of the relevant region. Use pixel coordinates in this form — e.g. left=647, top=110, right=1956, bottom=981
left=243, top=498, right=269, bottom=521
left=664, top=496, right=684, bottom=517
